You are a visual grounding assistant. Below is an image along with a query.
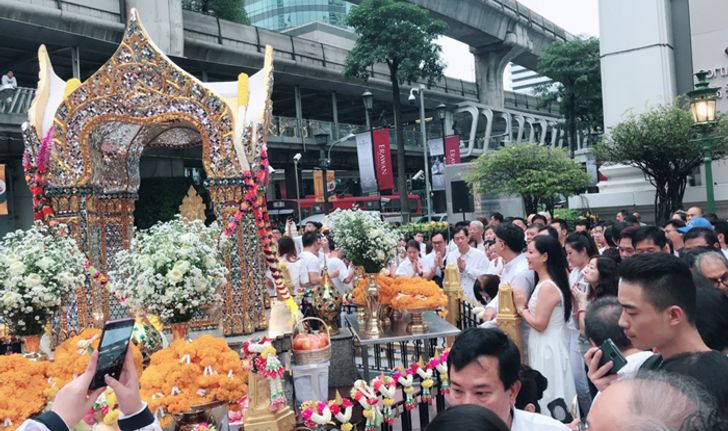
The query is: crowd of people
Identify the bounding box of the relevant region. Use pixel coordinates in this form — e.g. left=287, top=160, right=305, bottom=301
left=424, top=207, right=728, bottom=431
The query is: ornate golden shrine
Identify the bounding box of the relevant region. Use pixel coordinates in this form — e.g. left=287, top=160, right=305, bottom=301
left=21, top=9, right=275, bottom=335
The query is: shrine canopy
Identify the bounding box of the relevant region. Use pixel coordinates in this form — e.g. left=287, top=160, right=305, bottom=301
left=25, top=8, right=274, bottom=195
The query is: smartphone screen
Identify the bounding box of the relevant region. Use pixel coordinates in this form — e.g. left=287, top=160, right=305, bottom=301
left=89, top=318, right=135, bottom=390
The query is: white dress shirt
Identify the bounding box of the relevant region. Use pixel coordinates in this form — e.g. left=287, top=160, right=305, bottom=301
left=326, top=256, right=350, bottom=293
left=422, top=250, right=445, bottom=279
left=395, top=258, right=422, bottom=277
left=446, top=246, right=491, bottom=300
left=300, top=250, right=322, bottom=279
left=511, top=408, right=569, bottom=431
left=485, top=253, right=534, bottom=314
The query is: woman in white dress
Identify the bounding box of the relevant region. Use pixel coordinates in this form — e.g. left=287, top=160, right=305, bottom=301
left=276, top=236, right=309, bottom=296
left=513, top=235, right=576, bottom=412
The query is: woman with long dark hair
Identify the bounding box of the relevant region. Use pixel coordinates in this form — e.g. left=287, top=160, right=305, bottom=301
left=513, top=235, right=576, bottom=412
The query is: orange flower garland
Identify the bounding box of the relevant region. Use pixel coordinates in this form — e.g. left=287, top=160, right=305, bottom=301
left=388, top=278, right=448, bottom=310
left=48, top=328, right=143, bottom=389
left=140, top=335, right=247, bottom=420
left=352, top=275, right=397, bottom=305
left=0, top=355, right=51, bottom=431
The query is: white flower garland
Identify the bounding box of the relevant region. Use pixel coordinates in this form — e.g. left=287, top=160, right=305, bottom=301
left=109, top=217, right=226, bottom=323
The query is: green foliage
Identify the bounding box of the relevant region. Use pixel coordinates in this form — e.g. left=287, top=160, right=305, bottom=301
left=344, top=0, right=446, bottom=85
left=594, top=103, right=728, bottom=223
left=344, top=0, right=446, bottom=219
left=465, top=143, right=589, bottom=214
left=401, top=221, right=449, bottom=240
left=535, top=37, right=602, bottom=153
left=182, top=0, right=250, bottom=25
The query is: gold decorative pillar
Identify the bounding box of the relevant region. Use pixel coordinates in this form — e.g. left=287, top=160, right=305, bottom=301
left=495, top=283, right=523, bottom=355
left=244, top=373, right=296, bottom=431
left=443, top=264, right=463, bottom=345
left=207, top=180, right=267, bottom=335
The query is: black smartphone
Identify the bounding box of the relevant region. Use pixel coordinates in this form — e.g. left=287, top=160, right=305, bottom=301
left=89, top=318, right=135, bottom=390
left=598, top=338, right=627, bottom=376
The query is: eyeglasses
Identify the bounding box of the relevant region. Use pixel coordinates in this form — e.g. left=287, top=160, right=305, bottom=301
left=707, top=272, right=728, bottom=286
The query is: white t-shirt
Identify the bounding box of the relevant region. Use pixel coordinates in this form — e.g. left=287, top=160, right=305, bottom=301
left=326, top=256, right=350, bottom=293
left=446, top=246, right=491, bottom=300
left=300, top=250, right=322, bottom=280
left=511, top=408, right=569, bottom=431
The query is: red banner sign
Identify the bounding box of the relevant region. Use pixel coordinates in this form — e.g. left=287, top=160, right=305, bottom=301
left=444, top=135, right=461, bottom=165
left=373, top=128, right=394, bottom=191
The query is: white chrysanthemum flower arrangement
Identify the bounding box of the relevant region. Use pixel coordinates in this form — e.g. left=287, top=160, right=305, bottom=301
left=330, top=209, right=398, bottom=273
left=109, top=217, right=227, bottom=324
left=0, top=222, right=86, bottom=335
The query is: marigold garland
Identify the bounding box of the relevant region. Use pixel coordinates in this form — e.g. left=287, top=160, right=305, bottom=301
left=352, top=275, right=397, bottom=306
left=388, top=277, right=447, bottom=310
left=48, top=328, right=143, bottom=390
left=0, top=355, right=51, bottom=431
left=140, top=335, right=247, bottom=417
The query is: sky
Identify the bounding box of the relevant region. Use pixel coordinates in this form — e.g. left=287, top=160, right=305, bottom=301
left=438, top=0, right=600, bottom=83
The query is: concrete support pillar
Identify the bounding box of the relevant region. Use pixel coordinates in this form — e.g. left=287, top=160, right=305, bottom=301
left=331, top=92, right=339, bottom=141
left=125, top=0, right=184, bottom=56
left=71, top=46, right=80, bottom=79
left=472, top=45, right=517, bottom=108
left=471, top=24, right=531, bottom=108
left=294, top=86, right=306, bottom=151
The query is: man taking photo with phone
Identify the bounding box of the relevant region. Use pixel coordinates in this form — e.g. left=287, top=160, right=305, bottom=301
left=584, top=253, right=728, bottom=411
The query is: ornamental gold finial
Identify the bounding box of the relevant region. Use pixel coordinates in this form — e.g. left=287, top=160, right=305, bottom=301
left=496, top=282, right=523, bottom=354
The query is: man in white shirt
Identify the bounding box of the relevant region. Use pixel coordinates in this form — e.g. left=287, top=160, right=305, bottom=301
left=447, top=227, right=491, bottom=301
left=468, top=220, right=486, bottom=251
left=448, top=327, right=569, bottom=431
left=1, top=70, right=17, bottom=110
left=299, top=231, right=322, bottom=287
left=395, top=239, right=424, bottom=277
left=422, top=231, right=448, bottom=287
left=483, top=223, right=534, bottom=321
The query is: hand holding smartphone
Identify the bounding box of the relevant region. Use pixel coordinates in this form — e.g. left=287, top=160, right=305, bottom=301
left=597, top=338, right=627, bottom=376
left=89, top=318, right=135, bottom=390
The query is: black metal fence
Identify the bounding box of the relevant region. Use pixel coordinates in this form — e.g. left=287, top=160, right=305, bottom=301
left=457, top=299, right=480, bottom=330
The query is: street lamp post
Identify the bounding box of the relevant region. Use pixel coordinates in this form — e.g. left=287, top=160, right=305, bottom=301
left=293, top=153, right=302, bottom=222
left=362, top=90, right=384, bottom=212
left=412, top=85, right=433, bottom=219
left=688, top=70, right=719, bottom=214
left=436, top=103, right=447, bottom=218
left=314, top=130, right=330, bottom=214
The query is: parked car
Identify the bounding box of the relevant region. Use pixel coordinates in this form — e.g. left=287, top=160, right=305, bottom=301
left=416, top=213, right=448, bottom=223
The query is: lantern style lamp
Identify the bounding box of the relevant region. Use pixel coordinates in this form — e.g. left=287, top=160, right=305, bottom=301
left=687, top=70, right=720, bottom=213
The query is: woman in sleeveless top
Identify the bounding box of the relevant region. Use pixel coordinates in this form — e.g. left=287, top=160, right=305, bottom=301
left=514, top=235, right=576, bottom=412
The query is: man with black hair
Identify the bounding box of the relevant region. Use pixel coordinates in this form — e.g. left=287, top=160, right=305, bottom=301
left=448, top=327, right=568, bottom=430
left=422, top=231, right=449, bottom=287
left=616, top=226, right=637, bottom=261
left=585, top=253, right=728, bottom=408
left=712, top=220, right=728, bottom=259
left=583, top=297, right=652, bottom=392
left=490, top=212, right=504, bottom=226
left=447, top=227, right=491, bottom=300
left=683, top=227, right=720, bottom=251
left=531, top=214, right=548, bottom=226
left=300, top=231, right=322, bottom=286
left=615, top=209, right=628, bottom=222
left=482, top=223, right=534, bottom=324
left=574, top=219, right=589, bottom=233
left=549, top=220, right=569, bottom=246
left=663, top=219, right=686, bottom=255
left=632, top=226, right=669, bottom=254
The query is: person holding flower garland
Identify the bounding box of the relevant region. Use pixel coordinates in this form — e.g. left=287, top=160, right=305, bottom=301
left=18, top=350, right=161, bottom=431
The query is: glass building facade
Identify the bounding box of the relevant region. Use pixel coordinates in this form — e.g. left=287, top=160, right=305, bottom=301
left=246, top=0, right=354, bottom=31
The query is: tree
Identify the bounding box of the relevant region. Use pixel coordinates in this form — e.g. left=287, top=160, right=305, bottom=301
left=594, top=104, right=728, bottom=224
left=535, top=37, right=602, bottom=157
left=465, top=143, right=589, bottom=215
left=344, top=0, right=446, bottom=220
left=182, top=0, right=250, bottom=25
